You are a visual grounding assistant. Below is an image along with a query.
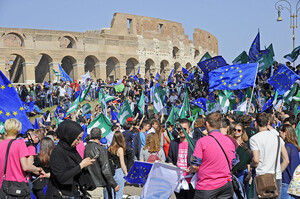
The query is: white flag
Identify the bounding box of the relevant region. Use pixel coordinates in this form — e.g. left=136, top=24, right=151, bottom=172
left=81, top=71, right=91, bottom=84
left=235, top=100, right=247, bottom=112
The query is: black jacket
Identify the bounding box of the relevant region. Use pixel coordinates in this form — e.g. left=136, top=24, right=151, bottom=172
left=84, top=141, right=118, bottom=189
left=166, top=138, right=195, bottom=166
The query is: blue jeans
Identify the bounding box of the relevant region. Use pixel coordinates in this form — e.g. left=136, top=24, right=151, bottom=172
left=236, top=169, right=249, bottom=197
left=103, top=168, right=124, bottom=199
left=281, top=183, right=300, bottom=199
left=90, top=89, right=96, bottom=101
left=48, top=95, right=53, bottom=107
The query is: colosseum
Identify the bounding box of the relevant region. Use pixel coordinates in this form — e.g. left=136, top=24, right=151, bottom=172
left=0, top=13, right=218, bottom=84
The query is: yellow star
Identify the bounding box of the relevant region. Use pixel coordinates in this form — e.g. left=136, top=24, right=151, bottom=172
left=240, top=75, right=243, bottom=78
left=13, top=111, right=17, bottom=116
left=0, top=110, right=2, bottom=115
left=222, top=80, right=224, bottom=82
left=229, top=84, right=231, bottom=87
left=1, top=85, right=5, bottom=90
left=238, top=80, right=241, bottom=82
left=223, top=83, right=226, bottom=85
left=236, top=67, right=239, bottom=69
left=226, top=69, right=228, bottom=71
left=5, top=112, right=10, bottom=117
left=220, top=76, right=223, bottom=79
left=8, top=84, right=12, bottom=88
left=239, top=70, right=242, bottom=73
left=231, top=67, right=234, bottom=69
left=234, top=83, right=237, bottom=86
left=222, top=72, right=224, bottom=75
left=19, top=107, right=24, bottom=111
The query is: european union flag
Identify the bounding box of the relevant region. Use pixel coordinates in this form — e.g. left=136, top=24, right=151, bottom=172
left=124, top=161, right=153, bottom=184
left=192, top=98, right=207, bottom=112
left=249, top=32, right=269, bottom=63
left=59, top=64, right=73, bottom=82
left=0, top=71, right=33, bottom=133
left=197, top=56, right=227, bottom=82
left=33, top=118, right=40, bottom=129
left=168, top=69, right=175, bottom=83
left=209, top=63, right=258, bottom=92
left=182, top=67, right=188, bottom=75
left=267, top=64, right=300, bottom=95
left=155, top=72, right=160, bottom=80
left=261, top=98, right=273, bottom=113
left=44, top=81, right=49, bottom=88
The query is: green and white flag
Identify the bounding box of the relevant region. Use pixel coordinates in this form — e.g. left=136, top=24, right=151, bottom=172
left=54, top=117, right=62, bottom=128
left=52, top=69, right=61, bottom=77
left=284, top=84, right=298, bottom=105
left=284, top=45, right=300, bottom=62
left=105, top=95, right=115, bottom=102
left=0, top=121, right=5, bottom=134
left=138, top=92, right=145, bottom=115
left=118, top=100, right=133, bottom=125
left=179, top=89, right=190, bottom=118
left=235, top=100, right=247, bottom=114
left=80, top=81, right=92, bottom=102
left=87, top=113, right=112, bottom=137
left=232, top=51, right=248, bottom=64
left=98, top=90, right=107, bottom=117
left=153, top=87, right=163, bottom=114
left=115, top=83, right=125, bottom=93
left=295, top=121, right=300, bottom=148
left=166, top=106, right=176, bottom=125
left=258, top=52, right=273, bottom=72
left=66, top=96, right=80, bottom=116
left=81, top=103, right=91, bottom=115
left=219, top=90, right=233, bottom=113
left=199, top=52, right=211, bottom=62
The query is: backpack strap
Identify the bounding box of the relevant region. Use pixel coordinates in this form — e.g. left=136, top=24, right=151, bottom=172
left=209, top=135, right=231, bottom=171
left=3, top=139, right=16, bottom=180
left=274, top=136, right=280, bottom=174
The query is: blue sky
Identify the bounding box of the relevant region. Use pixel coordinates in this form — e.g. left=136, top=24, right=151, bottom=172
left=0, top=0, right=299, bottom=65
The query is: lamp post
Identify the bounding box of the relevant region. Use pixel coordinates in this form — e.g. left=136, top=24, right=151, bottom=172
left=275, top=0, right=300, bottom=67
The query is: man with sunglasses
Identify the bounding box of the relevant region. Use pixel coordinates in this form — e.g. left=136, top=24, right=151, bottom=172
left=167, top=118, right=195, bottom=199
left=189, top=112, right=236, bottom=199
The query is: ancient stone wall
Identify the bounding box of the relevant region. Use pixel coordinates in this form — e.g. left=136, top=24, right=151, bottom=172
left=0, top=13, right=218, bottom=84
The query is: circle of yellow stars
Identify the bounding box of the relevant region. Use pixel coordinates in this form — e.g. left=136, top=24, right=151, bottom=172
left=273, top=71, right=291, bottom=89
left=205, top=59, right=220, bottom=72
left=219, top=66, right=243, bottom=87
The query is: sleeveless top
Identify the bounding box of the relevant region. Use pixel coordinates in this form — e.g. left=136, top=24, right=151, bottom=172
left=108, top=150, right=121, bottom=169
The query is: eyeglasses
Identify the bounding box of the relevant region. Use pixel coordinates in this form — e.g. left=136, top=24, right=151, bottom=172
left=234, top=128, right=242, bottom=133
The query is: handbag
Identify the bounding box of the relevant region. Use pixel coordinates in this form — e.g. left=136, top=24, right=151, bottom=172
left=209, top=135, right=246, bottom=199
left=254, top=136, right=280, bottom=198
left=0, top=139, right=31, bottom=198
left=287, top=164, right=300, bottom=196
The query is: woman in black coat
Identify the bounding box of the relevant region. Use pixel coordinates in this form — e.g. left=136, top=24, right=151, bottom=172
left=46, top=120, right=95, bottom=199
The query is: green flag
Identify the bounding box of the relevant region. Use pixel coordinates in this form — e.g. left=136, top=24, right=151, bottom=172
left=118, top=100, right=134, bottom=125
left=219, top=90, right=233, bottom=113
left=54, top=117, right=61, bottom=128
left=258, top=52, right=274, bottom=72
left=81, top=103, right=91, bottom=115
left=191, top=106, right=204, bottom=116
left=284, top=84, right=298, bottom=106
left=115, top=83, right=125, bottom=93
left=295, top=121, right=300, bottom=148
left=66, top=96, right=80, bottom=116
left=166, top=106, right=176, bottom=125
left=0, top=121, right=5, bottom=134
left=232, top=51, right=248, bottom=64
left=284, top=45, right=300, bottom=62
left=87, top=113, right=112, bottom=137
left=80, top=82, right=92, bottom=102
left=138, top=92, right=145, bottom=115
left=52, top=69, right=61, bottom=77
left=179, top=89, right=190, bottom=118
left=98, top=89, right=108, bottom=117
left=153, top=87, right=163, bottom=114
left=267, top=43, right=275, bottom=58
left=199, top=52, right=211, bottom=62
left=105, top=94, right=115, bottom=102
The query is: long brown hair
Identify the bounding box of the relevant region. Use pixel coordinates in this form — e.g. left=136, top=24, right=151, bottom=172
left=234, top=123, right=248, bottom=142
left=108, top=131, right=126, bottom=155
left=143, top=133, right=160, bottom=153
left=39, top=137, right=55, bottom=167
left=155, top=125, right=164, bottom=143
left=281, top=124, right=300, bottom=151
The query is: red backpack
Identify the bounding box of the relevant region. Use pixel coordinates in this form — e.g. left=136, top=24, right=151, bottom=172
left=147, top=152, right=160, bottom=163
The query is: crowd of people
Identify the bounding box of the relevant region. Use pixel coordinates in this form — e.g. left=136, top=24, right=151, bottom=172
left=0, top=60, right=300, bottom=199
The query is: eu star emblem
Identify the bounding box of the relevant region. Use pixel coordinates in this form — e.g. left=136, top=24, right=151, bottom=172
left=124, top=161, right=153, bottom=184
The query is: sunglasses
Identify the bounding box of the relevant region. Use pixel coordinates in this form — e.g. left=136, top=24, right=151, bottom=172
left=177, top=127, right=187, bottom=132
left=234, top=128, right=242, bottom=133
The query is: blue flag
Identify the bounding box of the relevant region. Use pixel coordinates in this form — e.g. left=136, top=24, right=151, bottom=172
left=248, top=32, right=269, bottom=63
left=168, top=69, right=175, bottom=84
left=44, top=81, right=49, bottom=88
left=0, top=71, right=33, bottom=133
left=182, top=67, right=188, bottom=75
left=155, top=72, right=160, bottom=80
left=192, top=98, right=207, bottom=112
left=209, top=63, right=258, bottom=92
left=33, top=118, right=40, bottom=129
left=261, top=98, right=273, bottom=113
left=208, top=92, right=216, bottom=103
left=59, top=64, right=73, bottom=82
left=137, top=68, right=140, bottom=75
left=124, top=161, right=153, bottom=184
left=197, top=56, right=227, bottom=82
left=267, top=64, right=300, bottom=95
left=54, top=105, right=65, bottom=118
left=111, top=110, right=120, bottom=123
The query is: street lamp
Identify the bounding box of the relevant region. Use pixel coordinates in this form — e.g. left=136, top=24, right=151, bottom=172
left=275, top=0, right=300, bottom=65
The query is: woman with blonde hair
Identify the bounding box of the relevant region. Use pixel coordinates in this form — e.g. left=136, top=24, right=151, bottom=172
left=105, top=131, right=128, bottom=199
left=140, top=133, right=165, bottom=162
left=0, top=118, right=45, bottom=198
left=279, top=124, right=300, bottom=199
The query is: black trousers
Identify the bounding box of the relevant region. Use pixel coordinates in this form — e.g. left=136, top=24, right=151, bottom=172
left=194, top=181, right=233, bottom=199
left=175, top=183, right=195, bottom=199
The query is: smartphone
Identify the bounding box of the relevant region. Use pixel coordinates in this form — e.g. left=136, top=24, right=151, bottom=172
left=93, top=154, right=99, bottom=159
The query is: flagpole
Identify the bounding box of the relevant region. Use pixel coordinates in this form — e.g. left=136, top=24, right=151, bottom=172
left=247, top=63, right=259, bottom=114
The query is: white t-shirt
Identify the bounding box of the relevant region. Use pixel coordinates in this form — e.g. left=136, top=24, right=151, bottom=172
left=250, top=130, right=284, bottom=179
left=59, top=87, right=66, bottom=97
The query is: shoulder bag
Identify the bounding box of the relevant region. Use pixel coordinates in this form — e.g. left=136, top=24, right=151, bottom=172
left=254, top=136, right=280, bottom=198
left=0, top=139, right=31, bottom=198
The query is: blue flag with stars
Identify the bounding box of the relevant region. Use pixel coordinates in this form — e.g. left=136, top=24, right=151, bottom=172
left=192, top=98, right=207, bottom=112
left=267, top=64, right=300, bottom=95
left=261, top=98, right=273, bottom=113
left=0, top=71, right=33, bottom=133
left=124, top=161, right=153, bottom=184
left=59, top=64, right=73, bottom=82
left=249, top=32, right=269, bottom=63
left=197, top=56, right=227, bottom=82
left=209, top=63, right=258, bottom=92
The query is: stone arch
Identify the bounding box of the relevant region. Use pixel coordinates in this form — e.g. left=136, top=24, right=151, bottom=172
left=172, top=46, right=179, bottom=59
left=194, top=49, right=200, bottom=59
left=6, top=54, right=25, bottom=83
left=186, top=62, right=192, bottom=69
left=126, top=58, right=139, bottom=76
left=35, top=54, right=53, bottom=83
left=61, top=56, right=76, bottom=80
left=59, top=35, right=76, bottom=48
left=3, top=32, right=24, bottom=47
left=145, top=59, right=155, bottom=78
left=84, top=55, right=98, bottom=80
left=106, top=57, right=119, bottom=82
left=174, top=62, right=181, bottom=72
left=160, top=60, right=169, bottom=80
